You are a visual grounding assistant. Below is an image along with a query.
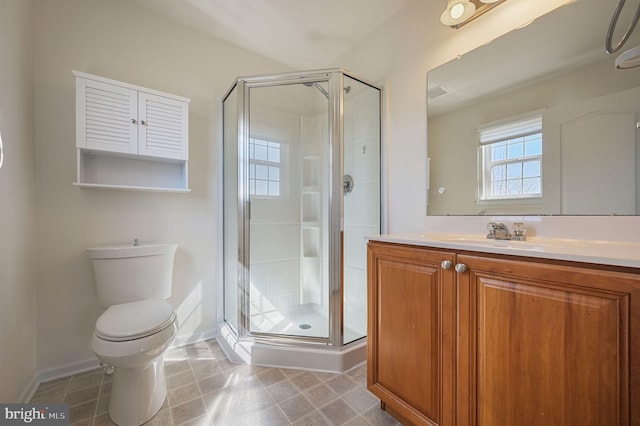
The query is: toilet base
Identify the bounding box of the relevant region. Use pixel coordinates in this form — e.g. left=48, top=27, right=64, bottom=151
left=108, top=356, right=167, bottom=426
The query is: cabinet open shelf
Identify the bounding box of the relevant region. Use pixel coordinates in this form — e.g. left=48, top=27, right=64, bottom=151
left=73, top=182, right=191, bottom=193
left=75, top=149, right=189, bottom=192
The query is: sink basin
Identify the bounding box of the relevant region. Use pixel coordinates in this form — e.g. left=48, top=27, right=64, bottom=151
left=421, top=233, right=548, bottom=251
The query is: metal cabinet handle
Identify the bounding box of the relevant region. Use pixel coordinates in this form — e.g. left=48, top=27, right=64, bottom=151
left=441, top=260, right=453, bottom=270
left=455, top=263, right=468, bottom=273
left=131, top=119, right=137, bottom=124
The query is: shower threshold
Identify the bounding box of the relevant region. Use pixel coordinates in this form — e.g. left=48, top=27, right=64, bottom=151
left=216, top=322, right=367, bottom=373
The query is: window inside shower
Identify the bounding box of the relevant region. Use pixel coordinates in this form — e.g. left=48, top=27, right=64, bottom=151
left=249, top=138, right=284, bottom=198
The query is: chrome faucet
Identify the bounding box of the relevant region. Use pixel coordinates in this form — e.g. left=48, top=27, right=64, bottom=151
left=486, top=222, right=512, bottom=240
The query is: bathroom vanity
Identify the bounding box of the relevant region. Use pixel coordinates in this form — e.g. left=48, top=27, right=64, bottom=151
left=367, top=234, right=640, bottom=426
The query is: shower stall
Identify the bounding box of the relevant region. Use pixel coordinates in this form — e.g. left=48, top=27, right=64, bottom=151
left=220, top=69, right=381, bottom=372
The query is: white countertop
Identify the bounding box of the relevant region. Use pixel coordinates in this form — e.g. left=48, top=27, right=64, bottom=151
left=368, top=233, right=640, bottom=269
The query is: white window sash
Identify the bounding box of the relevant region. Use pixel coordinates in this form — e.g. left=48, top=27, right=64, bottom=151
left=478, top=111, right=543, bottom=145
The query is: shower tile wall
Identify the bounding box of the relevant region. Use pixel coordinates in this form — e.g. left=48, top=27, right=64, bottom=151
left=300, top=113, right=328, bottom=310
left=250, top=104, right=302, bottom=315
left=343, top=86, right=381, bottom=338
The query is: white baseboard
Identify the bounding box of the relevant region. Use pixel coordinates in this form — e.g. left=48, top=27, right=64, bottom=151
left=21, top=327, right=220, bottom=403
left=18, top=373, right=43, bottom=405
left=20, top=357, right=102, bottom=403
left=171, top=328, right=219, bottom=349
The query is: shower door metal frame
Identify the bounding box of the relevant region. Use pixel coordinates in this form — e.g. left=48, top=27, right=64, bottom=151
left=223, top=68, right=382, bottom=349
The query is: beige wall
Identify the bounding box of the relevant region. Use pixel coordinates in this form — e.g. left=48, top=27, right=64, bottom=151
left=0, top=0, right=38, bottom=402
left=32, top=0, right=290, bottom=373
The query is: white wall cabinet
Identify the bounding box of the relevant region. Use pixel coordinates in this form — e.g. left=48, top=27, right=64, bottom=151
left=73, top=70, right=190, bottom=192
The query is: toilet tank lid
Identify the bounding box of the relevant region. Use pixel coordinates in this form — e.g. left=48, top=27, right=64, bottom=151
left=86, top=242, right=178, bottom=259
left=95, top=299, right=175, bottom=341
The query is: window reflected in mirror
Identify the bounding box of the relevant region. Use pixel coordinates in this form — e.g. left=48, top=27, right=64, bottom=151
left=478, top=113, right=542, bottom=202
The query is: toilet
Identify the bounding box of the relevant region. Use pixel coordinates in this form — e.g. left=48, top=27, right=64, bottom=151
left=87, top=241, right=179, bottom=426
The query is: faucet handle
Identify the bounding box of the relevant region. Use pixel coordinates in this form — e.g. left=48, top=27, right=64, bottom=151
left=512, top=223, right=527, bottom=241
left=486, top=222, right=497, bottom=239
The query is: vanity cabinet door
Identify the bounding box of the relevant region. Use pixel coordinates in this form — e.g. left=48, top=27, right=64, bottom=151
left=367, top=241, right=456, bottom=426
left=456, top=254, right=640, bottom=426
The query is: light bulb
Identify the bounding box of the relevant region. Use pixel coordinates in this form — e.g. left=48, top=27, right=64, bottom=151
left=441, top=0, right=476, bottom=26
left=450, top=3, right=465, bottom=19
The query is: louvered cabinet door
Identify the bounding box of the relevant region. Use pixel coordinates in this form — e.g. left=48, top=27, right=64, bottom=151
left=138, top=92, right=188, bottom=161
left=76, top=78, right=138, bottom=154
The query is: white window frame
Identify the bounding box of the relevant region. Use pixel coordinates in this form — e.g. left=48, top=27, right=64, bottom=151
left=249, top=138, right=285, bottom=198
left=477, top=112, right=543, bottom=202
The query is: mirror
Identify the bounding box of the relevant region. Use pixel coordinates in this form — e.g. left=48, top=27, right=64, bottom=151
left=427, top=0, right=640, bottom=215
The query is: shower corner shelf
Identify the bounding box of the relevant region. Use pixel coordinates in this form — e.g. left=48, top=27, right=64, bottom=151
left=302, top=156, right=320, bottom=188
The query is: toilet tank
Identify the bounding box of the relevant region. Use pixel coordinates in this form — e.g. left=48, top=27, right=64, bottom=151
left=86, top=242, right=178, bottom=308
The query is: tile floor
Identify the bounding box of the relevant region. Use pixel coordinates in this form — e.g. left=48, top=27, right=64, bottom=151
left=30, top=339, right=401, bottom=426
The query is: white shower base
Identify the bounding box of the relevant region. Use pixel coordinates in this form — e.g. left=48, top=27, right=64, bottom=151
left=218, top=302, right=366, bottom=373
left=249, top=303, right=364, bottom=343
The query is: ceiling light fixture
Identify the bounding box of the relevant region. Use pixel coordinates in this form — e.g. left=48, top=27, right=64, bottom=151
left=441, top=0, right=508, bottom=28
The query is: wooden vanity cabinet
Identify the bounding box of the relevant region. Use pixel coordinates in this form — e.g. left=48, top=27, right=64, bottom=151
left=367, top=240, right=640, bottom=426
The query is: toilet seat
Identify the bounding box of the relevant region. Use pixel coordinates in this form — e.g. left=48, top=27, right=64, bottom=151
left=95, top=299, right=176, bottom=342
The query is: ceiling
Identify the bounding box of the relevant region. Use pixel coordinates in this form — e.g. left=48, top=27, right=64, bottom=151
left=129, top=0, right=411, bottom=70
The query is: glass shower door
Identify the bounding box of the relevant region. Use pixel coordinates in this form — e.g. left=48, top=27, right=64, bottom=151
left=342, top=75, right=381, bottom=344
left=223, top=84, right=239, bottom=333
left=247, top=82, right=331, bottom=339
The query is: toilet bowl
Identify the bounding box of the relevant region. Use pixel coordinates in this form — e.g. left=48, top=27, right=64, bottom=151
left=92, top=299, right=178, bottom=425
left=87, top=242, right=179, bottom=426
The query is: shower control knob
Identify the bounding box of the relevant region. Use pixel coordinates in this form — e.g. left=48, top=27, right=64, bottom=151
left=441, top=260, right=453, bottom=270
left=455, top=263, right=468, bottom=273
